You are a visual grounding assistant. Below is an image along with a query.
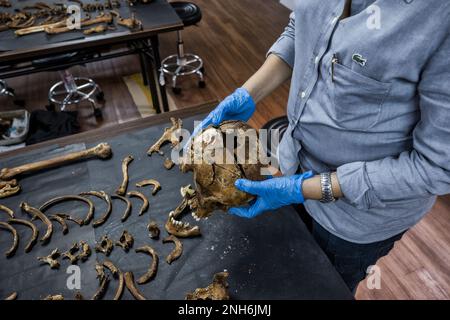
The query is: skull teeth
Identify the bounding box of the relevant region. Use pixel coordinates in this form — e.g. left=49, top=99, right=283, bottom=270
left=191, top=211, right=201, bottom=221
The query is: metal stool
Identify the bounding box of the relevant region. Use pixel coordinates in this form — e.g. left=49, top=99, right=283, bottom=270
left=0, top=79, right=25, bottom=107
left=33, top=52, right=104, bottom=118
left=161, top=2, right=205, bottom=94
left=261, top=116, right=289, bottom=158
left=0, top=79, right=14, bottom=98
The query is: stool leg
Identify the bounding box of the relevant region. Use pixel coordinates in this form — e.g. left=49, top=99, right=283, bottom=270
left=176, top=31, right=185, bottom=60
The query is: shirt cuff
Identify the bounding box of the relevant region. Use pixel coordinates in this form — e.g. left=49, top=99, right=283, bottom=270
left=267, top=36, right=295, bottom=69
left=337, top=161, right=385, bottom=210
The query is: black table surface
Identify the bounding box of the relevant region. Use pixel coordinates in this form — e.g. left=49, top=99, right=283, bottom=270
left=0, top=0, right=183, bottom=63
left=0, top=108, right=352, bottom=300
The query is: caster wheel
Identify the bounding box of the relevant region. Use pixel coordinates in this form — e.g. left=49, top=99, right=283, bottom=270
left=46, top=103, right=56, bottom=112
left=199, top=80, right=206, bottom=88
left=94, top=108, right=103, bottom=119
left=172, top=87, right=182, bottom=95
left=6, top=87, right=15, bottom=94
left=200, top=67, right=205, bottom=74
left=96, top=91, right=105, bottom=102
left=13, top=99, right=25, bottom=107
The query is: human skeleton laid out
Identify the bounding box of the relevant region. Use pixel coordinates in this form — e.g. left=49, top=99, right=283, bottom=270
left=0, top=116, right=266, bottom=299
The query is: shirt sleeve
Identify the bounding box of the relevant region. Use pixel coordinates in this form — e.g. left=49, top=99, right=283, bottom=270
left=267, top=12, right=296, bottom=68
left=336, top=33, right=450, bottom=210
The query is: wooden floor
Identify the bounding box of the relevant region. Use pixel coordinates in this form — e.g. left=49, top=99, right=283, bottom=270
left=1, top=0, right=449, bottom=300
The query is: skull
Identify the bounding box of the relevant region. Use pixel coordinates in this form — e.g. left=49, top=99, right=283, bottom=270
left=180, top=120, right=266, bottom=218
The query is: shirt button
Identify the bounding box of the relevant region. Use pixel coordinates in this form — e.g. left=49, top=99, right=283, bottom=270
left=331, top=16, right=338, bottom=24
left=315, top=56, right=320, bottom=64
left=301, top=91, right=306, bottom=98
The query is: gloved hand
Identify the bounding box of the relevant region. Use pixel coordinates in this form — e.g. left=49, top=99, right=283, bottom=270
left=229, top=171, right=314, bottom=218
left=190, top=87, right=256, bottom=139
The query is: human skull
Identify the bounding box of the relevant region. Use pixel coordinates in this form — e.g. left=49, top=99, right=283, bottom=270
left=180, top=120, right=266, bottom=218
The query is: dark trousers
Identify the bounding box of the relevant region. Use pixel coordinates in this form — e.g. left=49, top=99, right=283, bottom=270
left=296, top=205, right=405, bottom=293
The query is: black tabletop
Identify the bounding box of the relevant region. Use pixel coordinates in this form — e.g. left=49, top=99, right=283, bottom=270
left=0, top=0, right=183, bottom=62
left=0, top=113, right=352, bottom=300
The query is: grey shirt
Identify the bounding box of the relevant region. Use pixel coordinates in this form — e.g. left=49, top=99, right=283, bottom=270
left=269, top=0, right=450, bottom=243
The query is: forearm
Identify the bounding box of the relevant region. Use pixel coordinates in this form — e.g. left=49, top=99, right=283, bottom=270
left=242, top=54, right=292, bottom=103
left=302, top=172, right=343, bottom=201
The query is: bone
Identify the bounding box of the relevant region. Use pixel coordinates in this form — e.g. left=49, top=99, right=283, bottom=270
left=53, top=213, right=84, bottom=226
left=162, top=235, right=183, bottom=264
left=0, top=222, right=18, bottom=258
left=0, top=204, right=14, bottom=218
left=77, top=240, right=91, bottom=262
left=45, top=13, right=114, bottom=34
left=15, top=20, right=65, bottom=36
left=102, top=260, right=119, bottom=277
left=95, top=235, right=114, bottom=256
left=92, top=264, right=110, bottom=300
left=127, top=191, right=149, bottom=215
left=116, top=156, right=134, bottom=196
left=136, top=179, right=161, bottom=196
left=186, top=272, right=230, bottom=300
left=62, top=242, right=80, bottom=264
left=83, top=24, right=114, bottom=35
left=0, top=143, right=112, bottom=180
left=114, top=271, right=125, bottom=300
left=147, top=117, right=182, bottom=156
left=111, top=11, right=142, bottom=30
left=115, top=230, right=134, bottom=252
left=44, top=294, right=64, bottom=300
left=102, top=260, right=124, bottom=300
left=39, top=195, right=95, bottom=226
left=135, top=245, right=159, bottom=284
left=147, top=220, right=160, bottom=239
left=74, top=292, right=84, bottom=300
left=124, top=272, right=147, bottom=300
left=111, top=195, right=132, bottom=222
left=80, top=191, right=112, bottom=227
left=49, top=214, right=69, bottom=235
left=8, top=218, right=39, bottom=253
left=163, top=158, right=175, bottom=170
left=20, top=202, right=53, bottom=244
left=0, top=179, right=20, bottom=199
left=5, top=292, right=17, bottom=300
left=37, top=248, right=60, bottom=269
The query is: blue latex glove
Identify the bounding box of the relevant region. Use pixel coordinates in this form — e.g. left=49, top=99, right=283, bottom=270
left=190, top=87, right=256, bottom=139
left=229, top=171, right=314, bottom=218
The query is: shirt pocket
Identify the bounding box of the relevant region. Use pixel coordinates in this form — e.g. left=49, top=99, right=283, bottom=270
left=330, top=62, right=392, bottom=131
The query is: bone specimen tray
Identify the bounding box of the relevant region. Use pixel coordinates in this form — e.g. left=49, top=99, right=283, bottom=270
left=0, top=113, right=352, bottom=300
left=0, top=0, right=163, bottom=52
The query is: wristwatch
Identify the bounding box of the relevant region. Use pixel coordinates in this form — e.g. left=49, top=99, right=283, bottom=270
left=320, top=172, right=336, bottom=203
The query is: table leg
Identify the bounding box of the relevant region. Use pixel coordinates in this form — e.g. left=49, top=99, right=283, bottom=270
left=150, top=35, right=170, bottom=113
left=140, top=42, right=161, bottom=114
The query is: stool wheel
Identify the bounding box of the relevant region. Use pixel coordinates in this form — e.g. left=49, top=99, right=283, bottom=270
left=198, top=80, right=206, bottom=88
left=96, top=91, right=105, bottom=102
left=94, top=108, right=103, bottom=119
left=13, top=99, right=25, bottom=107
left=46, top=103, right=56, bottom=112
left=200, top=66, right=205, bottom=74
left=172, top=87, right=182, bottom=95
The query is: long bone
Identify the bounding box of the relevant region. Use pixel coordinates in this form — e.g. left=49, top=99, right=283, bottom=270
left=0, top=143, right=112, bottom=180
left=45, top=13, right=113, bottom=34
left=15, top=20, right=66, bottom=36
